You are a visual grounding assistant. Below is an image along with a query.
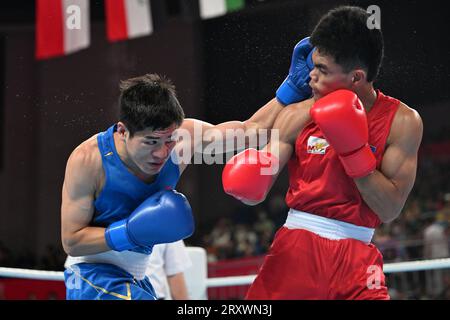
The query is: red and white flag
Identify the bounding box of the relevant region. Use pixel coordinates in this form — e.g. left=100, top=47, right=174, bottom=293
left=36, top=0, right=90, bottom=60
left=105, top=0, right=153, bottom=42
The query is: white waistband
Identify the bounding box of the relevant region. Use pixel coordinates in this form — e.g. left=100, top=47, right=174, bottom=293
left=284, top=209, right=375, bottom=244
left=65, top=250, right=151, bottom=280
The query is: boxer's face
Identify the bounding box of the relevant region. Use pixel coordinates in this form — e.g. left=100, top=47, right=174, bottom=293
left=309, top=50, right=355, bottom=100
left=125, top=124, right=178, bottom=175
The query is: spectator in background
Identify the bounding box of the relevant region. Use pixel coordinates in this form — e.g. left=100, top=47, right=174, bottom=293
left=266, top=193, right=288, bottom=228
left=146, top=240, right=192, bottom=300
left=403, top=200, right=422, bottom=237
left=373, top=225, right=402, bottom=262
left=253, top=210, right=276, bottom=255
left=402, top=199, right=424, bottom=259
left=203, top=218, right=234, bottom=261
left=423, top=211, right=450, bottom=298
left=234, top=224, right=258, bottom=258
left=254, top=210, right=275, bottom=237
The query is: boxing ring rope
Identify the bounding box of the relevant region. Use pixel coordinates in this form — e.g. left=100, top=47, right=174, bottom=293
left=207, top=258, right=450, bottom=288
left=1, top=258, right=450, bottom=288
left=0, top=268, right=64, bottom=281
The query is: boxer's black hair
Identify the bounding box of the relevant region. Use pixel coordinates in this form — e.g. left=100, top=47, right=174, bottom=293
left=119, top=73, right=184, bottom=137
left=310, top=6, right=384, bottom=82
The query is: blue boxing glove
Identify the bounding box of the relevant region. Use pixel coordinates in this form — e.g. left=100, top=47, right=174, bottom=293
left=276, top=37, right=315, bottom=105
left=104, top=189, right=194, bottom=252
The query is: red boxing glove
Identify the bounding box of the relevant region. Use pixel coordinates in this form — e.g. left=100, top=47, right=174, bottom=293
left=222, top=148, right=279, bottom=203
left=310, top=89, right=376, bottom=178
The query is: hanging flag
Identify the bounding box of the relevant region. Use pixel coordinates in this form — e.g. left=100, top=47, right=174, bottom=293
left=36, top=0, right=90, bottom=60
left=105, top=0, right=153, bottom=42
left=227, top=0, right=246, bottom=12
left=199, top=0, right=245, bottom=19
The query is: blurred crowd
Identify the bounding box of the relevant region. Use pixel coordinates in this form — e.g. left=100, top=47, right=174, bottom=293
left=202, top=194, right=288, bottom=262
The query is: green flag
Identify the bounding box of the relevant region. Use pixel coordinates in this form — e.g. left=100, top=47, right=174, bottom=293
left=227, top=0, right=245, bottom=12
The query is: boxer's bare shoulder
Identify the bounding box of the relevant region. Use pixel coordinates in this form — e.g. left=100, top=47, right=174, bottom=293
left=387, top=102, right=422, bottom=148
left=64, top=134, right=104, bottom=197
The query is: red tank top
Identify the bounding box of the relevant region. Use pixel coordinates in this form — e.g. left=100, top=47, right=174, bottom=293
left=285, top=90, right=400, bottom=228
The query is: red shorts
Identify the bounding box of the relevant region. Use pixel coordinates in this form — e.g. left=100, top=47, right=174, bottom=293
left=246, top=227, right=389, bottom=300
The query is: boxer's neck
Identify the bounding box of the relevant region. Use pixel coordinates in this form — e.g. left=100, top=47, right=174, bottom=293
left=356, top=85, right=378, bottom=113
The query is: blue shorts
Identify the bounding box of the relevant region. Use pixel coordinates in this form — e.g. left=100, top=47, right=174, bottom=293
left=64, top=263, right=156, bottom=300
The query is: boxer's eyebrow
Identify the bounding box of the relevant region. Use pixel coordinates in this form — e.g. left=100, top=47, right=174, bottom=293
left=315, top=63, right=328, bottom=71
left=144, top=135, right=176, bottom=141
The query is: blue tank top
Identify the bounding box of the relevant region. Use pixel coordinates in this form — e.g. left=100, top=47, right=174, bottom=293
left=93, top=124, right=180, bottom=229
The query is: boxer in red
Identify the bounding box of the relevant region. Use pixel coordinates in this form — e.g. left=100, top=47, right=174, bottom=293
left=223, top=6, right=423, bottom=299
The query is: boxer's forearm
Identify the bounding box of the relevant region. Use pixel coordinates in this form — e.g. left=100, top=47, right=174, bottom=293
left=354, top=170, right=406, bottom=223
left=196, top=99, right=283, bottom=154
left=244, top=98, right=284, bottom=132
left=62, top=226, right=110, bottom=256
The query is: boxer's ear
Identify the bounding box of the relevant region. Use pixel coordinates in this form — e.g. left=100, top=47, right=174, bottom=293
left=117, top=122, right=128, bottom=141
left=351, top=69, right=366, bottom=84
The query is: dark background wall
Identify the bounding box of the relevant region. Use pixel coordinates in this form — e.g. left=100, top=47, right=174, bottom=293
left=0, top=0, right=449, bottom=258
left=0, top=8, right=204, bottom=256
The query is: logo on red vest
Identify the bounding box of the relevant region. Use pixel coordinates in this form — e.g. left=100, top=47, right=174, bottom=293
left=307, top=136, right=329, bottom=155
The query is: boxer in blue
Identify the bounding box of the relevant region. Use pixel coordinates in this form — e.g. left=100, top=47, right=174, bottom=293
left=61, top=38, right=314, bottom=300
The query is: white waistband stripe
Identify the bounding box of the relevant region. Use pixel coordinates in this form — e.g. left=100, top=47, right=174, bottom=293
left=65, top=250, right=151, bottom=280
left=284, top=209, right=375, bottom=244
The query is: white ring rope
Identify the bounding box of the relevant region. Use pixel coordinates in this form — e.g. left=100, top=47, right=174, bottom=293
left=1, top=258, right=450, bottom=287
left=206, top=258, right=450, bottom=287
left=0, top=267, right=64, bottom=281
